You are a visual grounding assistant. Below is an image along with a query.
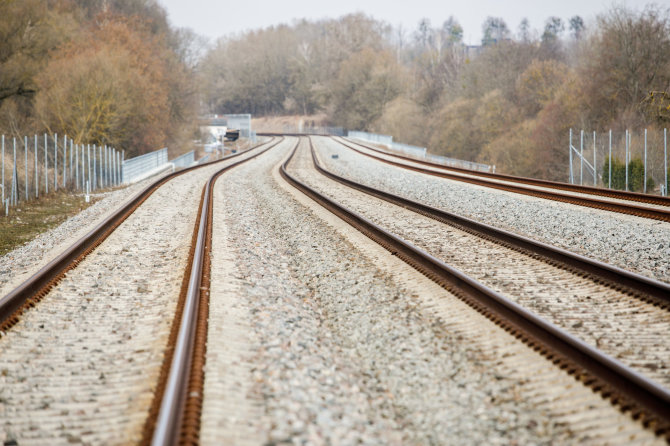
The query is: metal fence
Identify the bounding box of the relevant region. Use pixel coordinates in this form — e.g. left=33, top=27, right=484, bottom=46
left=171, top=150, right=195, bottom=169
left=265, top=125, right=345, bottom=136
left=347, top=130, right=493, bottom=172
left=348, top=131, right=394, bottom=146
left=122, top=147, right=168, bottom=184
left=569, top=128, right=668, bottom=195
left=302, top=126, right=345, bottom=136
left=391, top=141, right=427, bottom=158
left=425, top=153, right=492, bottom=172
left=1, top=133, right=122, bottom=215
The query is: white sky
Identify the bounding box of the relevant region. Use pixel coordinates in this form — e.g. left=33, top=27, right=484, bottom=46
left=157, top=0, right=664, bottom=45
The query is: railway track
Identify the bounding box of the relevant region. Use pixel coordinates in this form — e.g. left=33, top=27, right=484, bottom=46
left=335, top=136, right=670, bottom=222
left=282, top=136, right=670, bottom=440
left=344, top=136, right=670, bottom=207
left=0, top=137, right=281, bottom=444
left=0, top=138, right=277, bottom=332
left=145, top=137, right=283, bottom=444
left=1, top=132, right=668, bottom=443
left=301, top=137, right=670, bottom=384
left=312, top=139, right=670, bottom=309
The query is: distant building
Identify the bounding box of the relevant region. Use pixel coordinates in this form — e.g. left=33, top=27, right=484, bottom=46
left=200, top=114, right=252, bottom=143
left=464, top=45, right=482, bottom=59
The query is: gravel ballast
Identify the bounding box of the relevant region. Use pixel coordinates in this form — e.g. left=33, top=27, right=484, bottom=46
left=0, top=136, right=664, bottom=444
left=292, top=141, right=670, bottom=388
left=201, top=137, right=661, bottom=444
left=0, top=146, right=269, bottom=444
left=315, top=136, right=670, bottom=283
left=0, top=180, right=151, bottom=297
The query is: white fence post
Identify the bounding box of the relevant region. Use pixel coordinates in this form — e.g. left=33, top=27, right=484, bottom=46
left=87, top=144, right=91, bottom=192
left=34, top=135, right=38, bottom=198
left=593, top=131, right=596, bottom=186
left=24, top=136, right=28, bottom=200
left=69, top=139, right=73, bottom=188
left=103, top=146, right=106, bottom=187
left=106, top=146, right=110, bottom=187
left=54, top=133, right=58, bottom=192
left=93, top=144, right=97, bottom=191
left=63, top=135, right=67, bottom=188
left=44, top=133, right=48, bottom=194
left=644, top=129, right=648, bottom=194
left=1, top=135, right=4, bottom=207
left=579, top=130, right=584, bottom=185
left=98, top=145, right=102, bottom=188
left=81, top=145, right=85, bottom=190
left=625, top=130, right=629, bottom=191
left=608, top=130, right=612, bottom=190
left=665, top=128, right=668, bottom=197
left=76, top=144, right=79, bottom=190
left=105, top=146, right=112, bottom=186
left=12, top=138, right=17, bottom=206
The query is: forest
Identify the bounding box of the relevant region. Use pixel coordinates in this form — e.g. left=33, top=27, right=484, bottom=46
left=0, top=0, right=200, bottom=158
left=199, top=5, right=670, bottom=181
left=1, top=1, right=669, bottom=180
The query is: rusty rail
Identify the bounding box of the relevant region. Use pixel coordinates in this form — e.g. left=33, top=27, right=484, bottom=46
left=281, top=137, right=670, bottom=440
left=307, top=137, right=670, bottom=308
left=335, top=137, right=670, bottom=222
left=342, top=136, right=670, bottom=207
left=147, top=137, right=284, bottom=445
left=0, top=138, right=277, bottom=332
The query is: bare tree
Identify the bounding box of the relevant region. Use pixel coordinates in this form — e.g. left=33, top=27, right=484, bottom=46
left=582, top=5, right=670, bottom=126
left=569, top=16, right=585, bottom=39
left=481, top=17, right=510, bottom=46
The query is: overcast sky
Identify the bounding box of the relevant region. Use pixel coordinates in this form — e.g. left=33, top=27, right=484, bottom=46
left=157, top=0, right=661, bottom=45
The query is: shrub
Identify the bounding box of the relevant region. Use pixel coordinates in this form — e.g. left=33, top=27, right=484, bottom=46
left=602, top=157, right=654, bottom=192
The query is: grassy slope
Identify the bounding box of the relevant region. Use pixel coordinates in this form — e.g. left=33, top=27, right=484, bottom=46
left=0, top=191, right=98, bottom=256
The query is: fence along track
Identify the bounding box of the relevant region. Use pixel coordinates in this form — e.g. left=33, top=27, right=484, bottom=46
left=145, top=137, right=286, bottom=446
left=280, top=137, right=670, bottom=440
left=306, top=137, right=670, bottom=309
left=334, top=137, right=670, bottom=222
left=341, top=136, right=670, bottom=207
left=0, top=137, right=276, bottom=333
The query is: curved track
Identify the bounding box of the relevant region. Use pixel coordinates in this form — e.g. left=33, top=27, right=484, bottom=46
left=343, top=136, right=670, bottom=207
left=0, top=137, right=281, bottom=445
left=145, top=138, right=283, bottom=445
left=2, top=133, right=668, bottom=443
left=334, top=137, right=670, bottom=222
left=0, top=139, right=277, bottom=333
left=308, top=138, right=670, bottom=309
left=281, top=137, right=670, bottom=440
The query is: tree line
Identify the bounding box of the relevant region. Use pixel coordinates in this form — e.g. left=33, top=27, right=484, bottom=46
left=0, top=0, right=200, bottom=158
left=200, top=6, right=670, bottom=181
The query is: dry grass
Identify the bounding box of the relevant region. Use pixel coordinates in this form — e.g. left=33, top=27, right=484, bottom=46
left=252, top=114, right=329, bottom=133
left=0, top=191, right=98, bottom=256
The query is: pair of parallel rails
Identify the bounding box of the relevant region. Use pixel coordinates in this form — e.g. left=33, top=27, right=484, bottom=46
left=1, top=134, right=669, bottom=443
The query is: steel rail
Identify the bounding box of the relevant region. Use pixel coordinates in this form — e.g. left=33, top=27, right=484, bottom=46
left=306, top=137, right=670, bottom=308
left=280, top=138, right=670, bottom=440
left=0, top=138, right=277, bottom=332
left=148, top=137, right=286, bottom=446
left=333, top=137, right=670, bottom=222
left=341, top=136, right=670, bottom=207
